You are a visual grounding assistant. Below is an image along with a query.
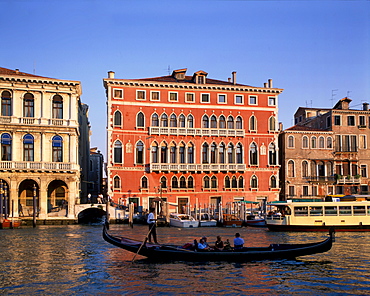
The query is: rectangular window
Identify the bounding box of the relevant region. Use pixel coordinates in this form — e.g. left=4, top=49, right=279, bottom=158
left=136, top=90, right=146, bottom=100
left=334, top=115, right=341, bottom=125
left=218, top=94, right=226, bottom=104
left=360, top=135, right=367, bottom=149
left=235, top=95, right=243, bottom=104
left=359, top=115, right=366, bottom=127
left=113, top=89, right=123, bottom=98
left=150, top=91, right=160, bottom=101
left=268, top=96, right=276, bottom=106
left=288, top=185, right=295, bottom=196
left=169, top=92, right=178, bottom=102
left=324, top=206, right=337, bottom=216
left=303, top=185, right=309, bottom=196
left=347, top=116, right=355, bottom=126
left=326, top=116, right=331, bottom=128
left=309, top=206, right=323, bottom=216
left=312, top=186, right=318, bottom=196
left=294, top=206, right=308, bottom=216
left=249, top=95, right=257, bottom=105
left=353, top=206, right=366, bottom=216
left=339, top=206, right=352, bottom=215
left=186, top=93, right=195, bottom=103
left=361, top=165, right=367, bottom=177
left=201, top=93, right=210, bottom=103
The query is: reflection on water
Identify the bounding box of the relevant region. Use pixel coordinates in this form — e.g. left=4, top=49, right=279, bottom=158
left=1, top=225, right=370, bottom=295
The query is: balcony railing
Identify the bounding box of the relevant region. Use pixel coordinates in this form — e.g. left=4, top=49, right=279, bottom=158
left=304, top=176, right=336, bottom=183
left=149, top=126, right=245, bottom=137
left=149, top=163, right=246, bottom=172
left=0, top=161, right=79, bottom=172
left=0, top=116, right=77, bottom=127
left=336, top=176, right=361, bottom=184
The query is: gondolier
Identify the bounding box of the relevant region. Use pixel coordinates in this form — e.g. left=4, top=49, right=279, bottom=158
left=147, top=208, right=158, bottom=244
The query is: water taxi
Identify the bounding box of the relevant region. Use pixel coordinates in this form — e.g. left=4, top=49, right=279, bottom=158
left=169, top=213, right=199, bottom=228
left=266, top=196, right=370, bottom=232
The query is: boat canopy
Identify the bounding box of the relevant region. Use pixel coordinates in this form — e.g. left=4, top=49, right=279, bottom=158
left=234, top=200, right=259, bottom=204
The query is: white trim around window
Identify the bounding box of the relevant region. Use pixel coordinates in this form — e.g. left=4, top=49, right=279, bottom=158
left=169, top=92, right=178, bottom=102
left=248, top=95, right=257, bottom=105
left=150, top=90, right=160, bottom=101
left=201, top=93, right=210, bottom=103
left=185, top=92, right=195, bottom=103
left=235, top=94, right=244, bottom=105
left=136, top=90, right=146, bottom=100
left=268, top=96, right=277, bottom=106
left=113, top=88, right=123, bottom=99
left=218, top=93, right=227, bottom=104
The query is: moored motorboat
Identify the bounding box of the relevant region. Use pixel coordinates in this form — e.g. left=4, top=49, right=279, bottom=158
left=245, top=215, right=266, bottom=227
left=0, top=219, right=21, bottom=229
left=170, top=213, right=199, bottom=228
left=222, top=214, right=243, bottom=227
left=102, top=223, right=334, bottom=262
left=199, top=213, right=217, bottom=227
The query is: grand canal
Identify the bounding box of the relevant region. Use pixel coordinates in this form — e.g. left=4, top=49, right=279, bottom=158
left=1, top=224, right=370, bottom=295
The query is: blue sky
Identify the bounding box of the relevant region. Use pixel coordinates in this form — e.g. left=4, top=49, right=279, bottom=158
left=1, top=0, right=369, bottom=157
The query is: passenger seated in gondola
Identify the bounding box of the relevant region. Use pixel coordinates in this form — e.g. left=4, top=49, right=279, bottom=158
left=214, top=236, right=224, bottom=251
left=233, top=233, right=245, bottom=250
left=198, top=238, right=210, bottom=251
left=223, top=239, right=232, bottom=250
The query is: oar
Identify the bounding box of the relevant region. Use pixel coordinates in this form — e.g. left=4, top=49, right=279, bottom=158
left=132, top=223, right=156, bottom=262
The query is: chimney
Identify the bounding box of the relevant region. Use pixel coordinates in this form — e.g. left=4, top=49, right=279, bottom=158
left=228, top=78, right=231, bottom=83
left=279, top=122, right=283, bottom=131
left=363, top=102, right=369, bottom=111
left=264, top=82, right=268, bottom=88
left=232, top=71, right=237, bottom=85
left=108, top=71, right=115, bottom=79
left=268, top=79, right=273, bottom=88
left=15, top=69, right=19, bottom=74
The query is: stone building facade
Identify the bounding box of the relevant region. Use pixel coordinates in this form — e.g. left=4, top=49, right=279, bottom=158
left=103, top=68, right=283, bottom=212
left=279, top=97, right=370, bottom=200
left=0, top=67, right=89, bottom=219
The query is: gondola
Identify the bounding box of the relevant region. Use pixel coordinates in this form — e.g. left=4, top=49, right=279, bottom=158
left=102, top=224, right=334, bottom=262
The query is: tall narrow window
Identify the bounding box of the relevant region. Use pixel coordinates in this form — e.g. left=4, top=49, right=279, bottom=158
left=172, top=176, right=178, bottom=188
left=231, top=176, right=237, bottom=188
left=170, top=142, right=176, bottom=163
left=151, top=143, right=159, bottom=163
left=270, top=176, right=277, bottom=188
left=179, top=114, right=185, bottom=127
left=219, top=143, right=225, bottom=164
left=327, top=137, right=333, bottom=148
left=141, top=176, right=148, bottom=189
left=187, top=143, right=194, bottom=163
left=302, top=160, right=309, bottom=178
left=23, top=93, right=34, bottom=117
left=311, top=136, right=317, bottom=148
left=219, top=115, right=226, bottom=129
left=228, top=143, right=234, bottom=163
left=23, top=134, right=34, bottom=161
left=202, top=115, right=209, bottom=128
left=211, top=176, right=217, bottom=189
left=225, top=176, right=230, bottom=188
left=160, top=176, right=167, bottom=189
left=1, top=133, right=12, bottom=161
left=227, top=116, right=234, bottom=129
left=151, top=113, right=159, bottom=127
left=170, top=114, right=177, bottom=127
left=210, top=142, right=217, bottom=164
left=136, top=112, right=144, bottom=127
left=238, top=176, right=244, bottom=189
left=52, top=95, right=63, bottom=119
left=180, top=176, right=186, bottom=188
left=236, top=143, right=243, bottom=164
left=113, top=140, right=122, bottom=163
left=288, top=160, right=295, bottom=177
left=113, top=176, right=120, bottom=189
left=187, top=114, right=194, bottom=128
left=114, top=111, right=122, bottom=126
left=319, top=136, right=325, bottom=148
left=236, top=116, right=243, bottom=129
left=52, top=135, right=63, bottom=162
left=268, top=143, right=277, bottom=165
left=187, top=176, right=194, bottom=188
left=250, top=142, right=258, bottom=165
left=202, top=143, right=209, bottom=163
left=269, top=116, right=276, bottom=131
left=288, top=135, right=294, bottom=148
left=203, top=176, right=210, bottom=189
left=160, top=142, right=168, bottom=163
left=302, top=136, right=308, bottom=148
left=1, top=91, right=12, bottom=116
left=251, top=175, right=258, bottom=188
left=250, top=115, right=256, bottom=131
left=210, top=115, right=217, bottom=128
left=136, top=141, right=144, bottom=164
left=161, top=114, right=168, bottom=127
left=179, top=142, right=185, bottom=163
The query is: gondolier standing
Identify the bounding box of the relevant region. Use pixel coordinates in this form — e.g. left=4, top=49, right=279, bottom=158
left=147, top=207, right=158, bottom=244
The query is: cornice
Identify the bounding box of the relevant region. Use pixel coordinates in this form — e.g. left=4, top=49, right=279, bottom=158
left=0, top=75, right=80, bottom=87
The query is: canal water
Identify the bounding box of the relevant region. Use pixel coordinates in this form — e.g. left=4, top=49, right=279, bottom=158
left=1, top=224, right=370, bottom=295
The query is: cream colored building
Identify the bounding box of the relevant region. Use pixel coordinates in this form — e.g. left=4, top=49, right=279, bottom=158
left=0, top=67, right=87, bottom=219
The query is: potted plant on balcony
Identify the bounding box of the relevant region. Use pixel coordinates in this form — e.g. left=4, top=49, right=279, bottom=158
left=355, top=174, right=361, bottom=179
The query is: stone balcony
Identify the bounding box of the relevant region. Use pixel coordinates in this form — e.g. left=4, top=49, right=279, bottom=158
left=0, top=116, right=78, bottom=127
left=148, top=126, right=245, bottom=137
left=336, top=176, right=361, bottom=184
left=0, top=161, right=79, bottom=173
left=149, top=163, right=246, bottom=172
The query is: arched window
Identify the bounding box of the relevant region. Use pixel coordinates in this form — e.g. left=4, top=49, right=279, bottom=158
left=160, top=142, right=168, bottom=163
left=179, top=114, right=185, bottom=127
left=52, top=135, right=63, bottom=162
left=187, top=114, right=194, bottom=128
left=170, top=114, right=177, bottom=127
left=211, top=176, right=217, bottom=189
left=172, top=176, right=178, bottom=189
left=202, top=143, right=209, bottom=163
left=136, top=141, right=144, bottom=164
left=250, top=142, right=258, bottom=165
left=236, top=116, right=243, bottom=129
left=113, top=111, right=122, bottom=126
left=270, top=175, right=277, bottom=188
left=288, top=160, right=295, bottom=177
left=311, top=136, right=317, bottom=148
left=161, top=113, right=168, bottom=127
left=227, top=116, right=234, bottom=129
left=113, top=176, right=120, bottom=189
left=302, top=160, right=309, bottom=178
left=187, top=176, right=194, bottom=188
left=210, top=142, right=217, bottom=164
left=141, top=176, right=148, bottom=189
left=219, top=142, right=225, bottom=164
left=202, top=115, right=209, bottom=128
left=187, top=142, right=194, bottom=164
left=318, top=161, right=325, bottom=177
left=327, top=137, right=333, bottom=148
left=249, top=115, right=256, bottom=131
left=23, top=134, right=34, bottom=161
left=238, top=176, right=244, bottom=189
left=170, top=142, right=177, bottom=163
left=179, top=142, right=185, bottom=163
left=224, top=176, right=230, bottom=188
left=319, top=136, right=325, bottom=148
left=311, top=160, right=317, bottom=177
left=327, top=161, right=333, bottom=176
left=136, top=112, right=144, bottom=127
left=269, top=116, right=276, bottom=131
left=151, top=113, right=159, bottom=126
left=160, top=176, right=167, bottom=189
left=236, top=143, right=243, bottom=164
left=210, top=115, right=217, bottom=128
left=151, top=142, right=159, bottom=163
left=288, top=135, right=294, bottom=148
left=23, top=93, right=34, bottom=117
left=1, top=91, right=12, bottom=116
left=232, top=176, right=237, bottom=188
left=219, top=115, right=226, bottom=128
left=268, top=143, right=277, bottom=165
left=302, top=136, right=308, bottom=148
left=52, top=95, right=63, bottom=119
left=203, top=176, right=210, bottom=189
left=113, top=140, right=122, bottom=163
left=179, top=176, right=186, bottom=188
left=251, top=175, right=258, bottom=188
left=228, top=143, right=234, bottom=163
left=1, top=133, right=12, bottom=161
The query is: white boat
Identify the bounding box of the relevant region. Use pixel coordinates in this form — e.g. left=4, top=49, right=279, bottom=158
left=199, top=213, right=217, bottom=227
left=266, top=196, right=370, bottom=231
left=170, top=213, right=199, bottom=228
left=246, top=215, right=266, bottom=227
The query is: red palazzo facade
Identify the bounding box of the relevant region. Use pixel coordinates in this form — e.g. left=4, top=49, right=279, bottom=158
left=103, top=69, right=283, bottom=213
